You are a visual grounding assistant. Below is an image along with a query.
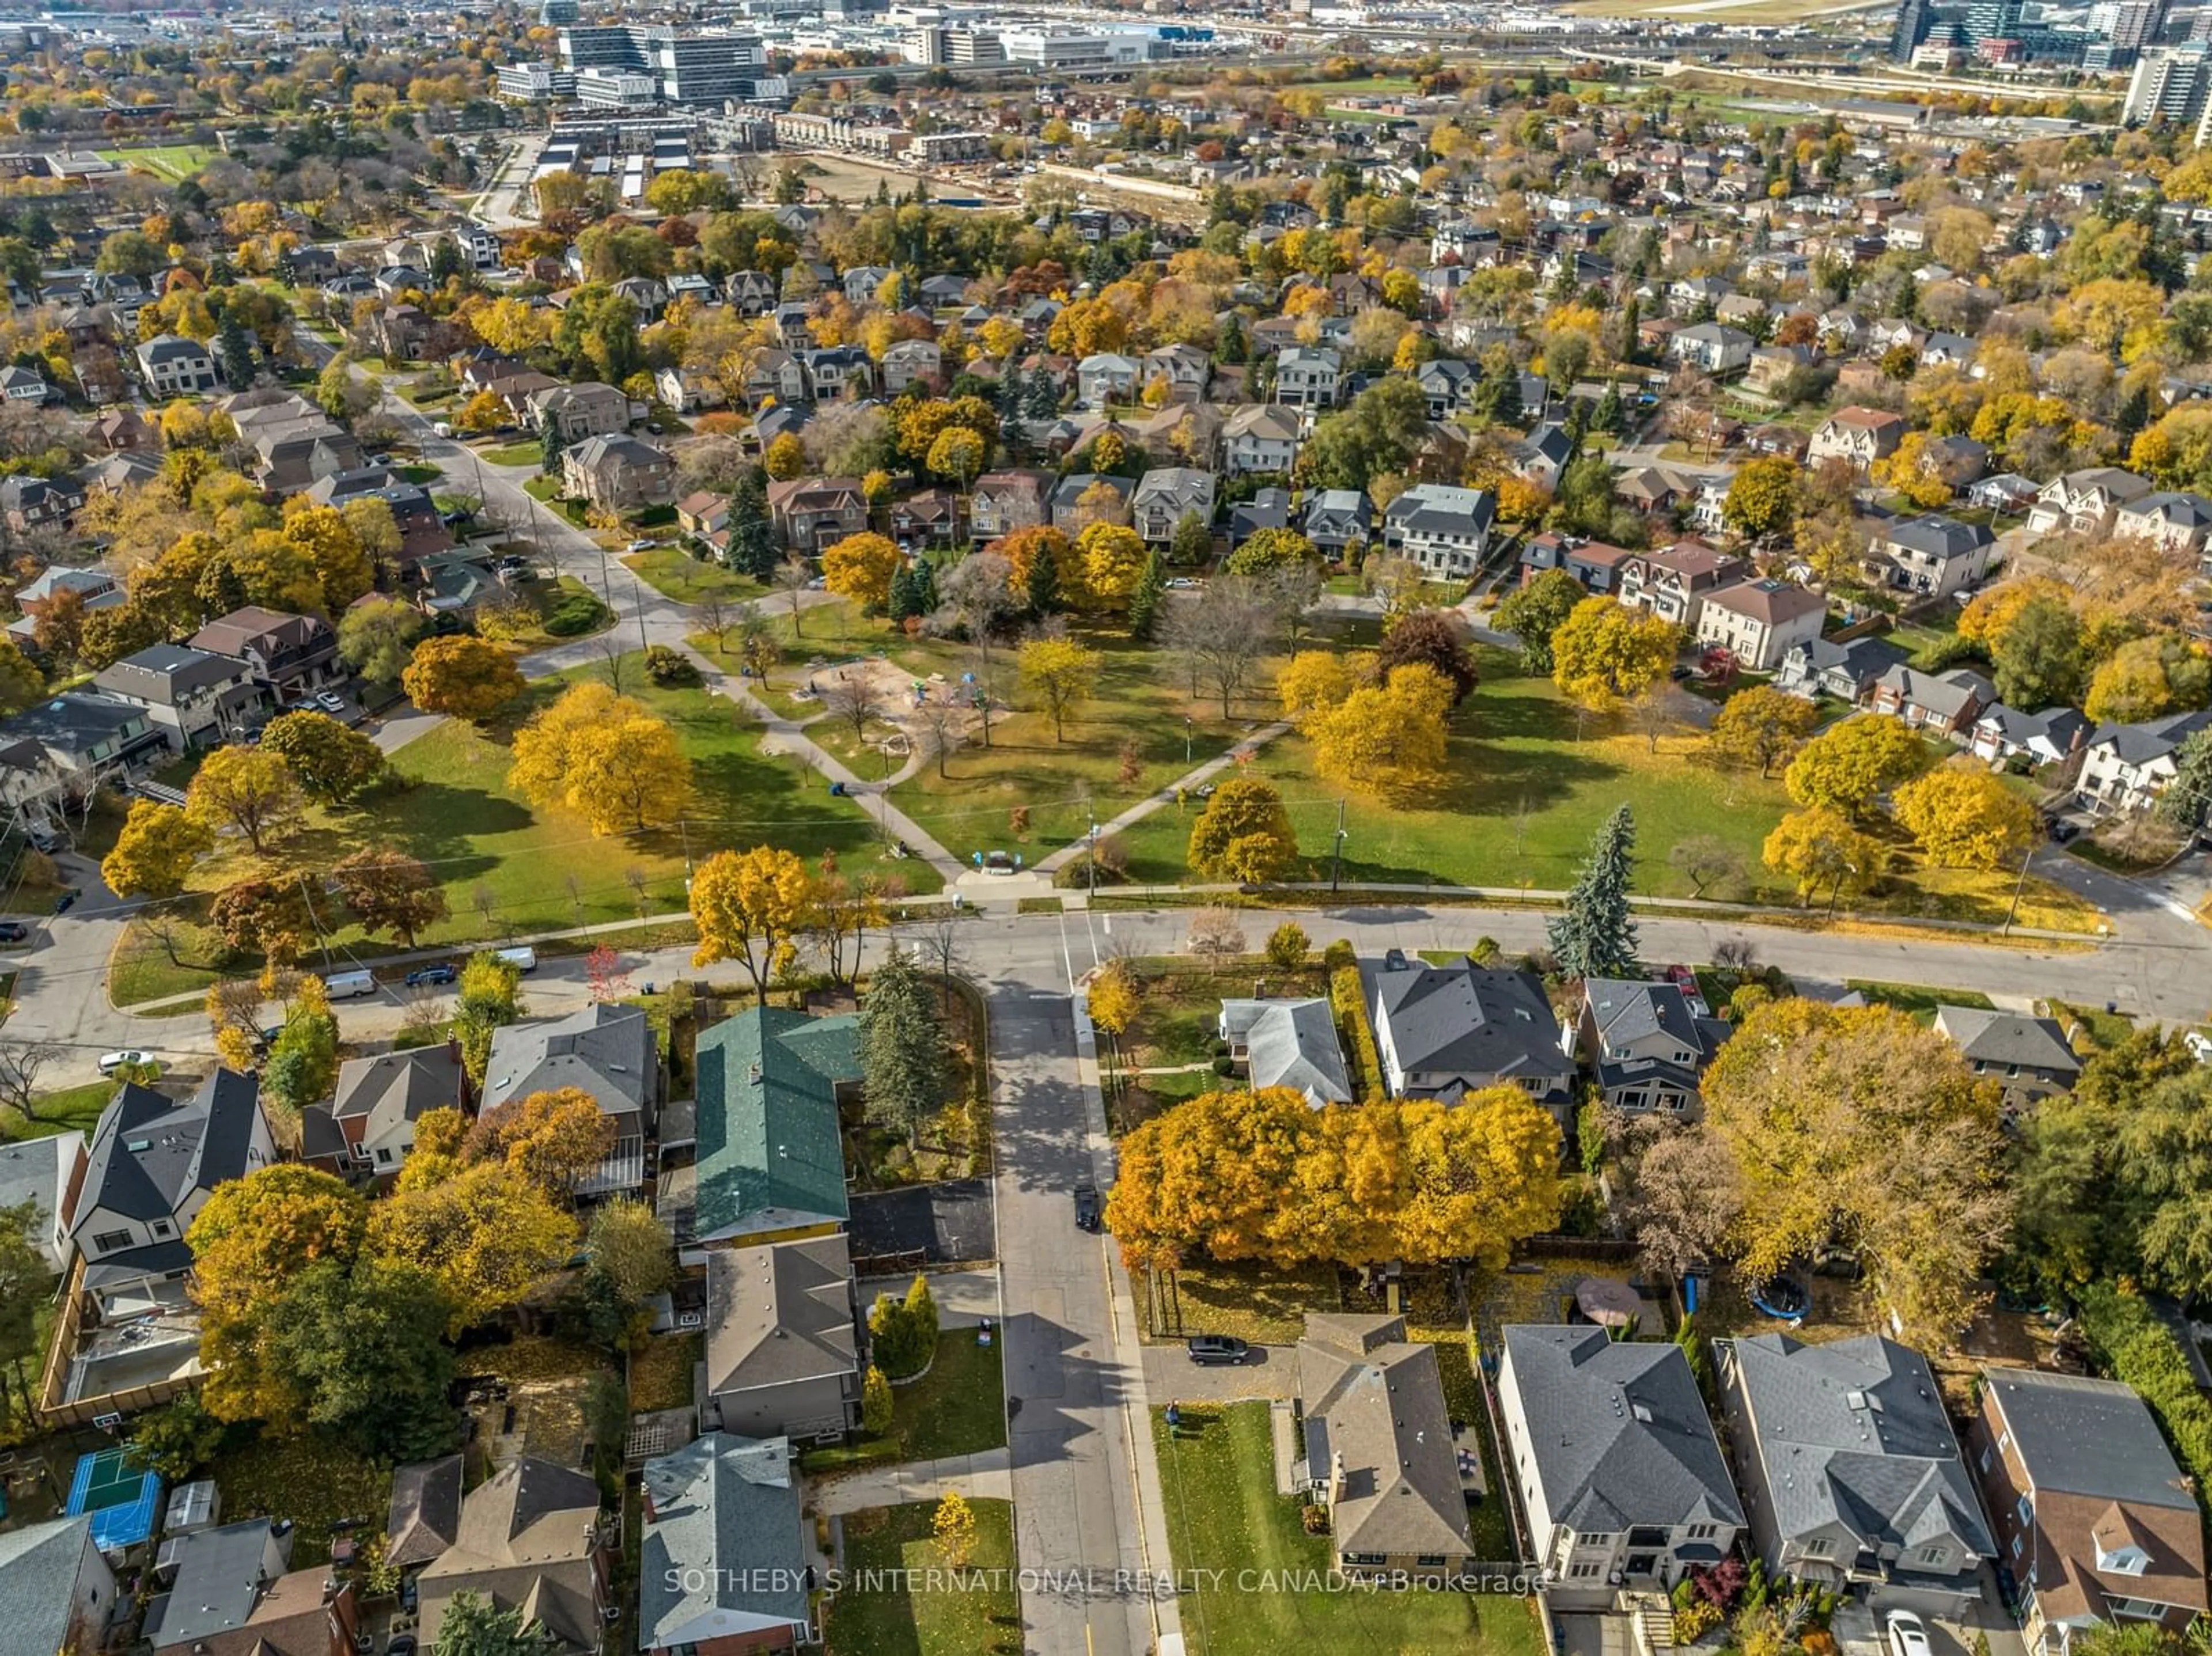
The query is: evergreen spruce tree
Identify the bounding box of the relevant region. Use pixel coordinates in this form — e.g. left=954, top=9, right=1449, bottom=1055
left=1592, top=381, right=1624, bottom=437
left=858, top=948, right=946, bottom=1149
left=1218, top=313, right=1248, bottom=365
left=910, top=556, right=938, bottom=615
left=539, top=410, right=565, bottom=478
left=728, top=471, right=775, bottom=579
left=888, top=562, right=920, bottom=624
left=217, top=314, right=257, bottom=392
left=1025, top=539, right=1061, bottom=617
left=1547, top=805, right=1640, bottom=980
left=1024, top=366, right=1062, bottom=420
left=1127, top=549, right=1166, bottom=641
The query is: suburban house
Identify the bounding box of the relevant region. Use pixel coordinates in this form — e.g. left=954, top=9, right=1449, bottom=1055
left=92, top=644, right=262, bottom=753
left=1305, top=488, right=1372, bottom=558
left=675, top=1006, right=862, bottom=1248
left=1516, top=422, right=1576, bottom=490
left=0, top=472, right=85, bottom=535
left=1571, top=977, right=1732, bottom=1119
left=384, top=1453, right=465, bottom=1571
left=563, top=434, right=677, bottom=513
left=766, top=477, right=870, bottom=552
left=531, top=380, right=630, bottom=442
left=1130, top=467, right=1216, bottom=545
left=187, top=607, right=339, bottom=696
left=1297, top=1313, right=1479, bottom=1582
left=1051, top=472, right=1134, bottom=532
left=0, top=1515, right=117, bottom=1654
left=1775, top=635, right=1910, bottom=704
left=2028, top=469, right=2154, bottom=537
left=701, top=1233, right=863, bottom=1441
left=0, top=1129, right=88, bottom=1272
left=1219, top=403, right=1302, bottom=477
left=135, top=334, right=218, bottom=397
left=1969, top=1367, right=2209, bottom=1655
left=1217, top=998, right=1354, bottom=1107
left=71, top=1071, right=273, bottom=1318
left=1077, top=351, right=1140, bottom=408
left=1668, top=322, right=1755, bottom=376
left=1808, top=407, right=1908, bottom=471
left=1716, top=1332, right=1997, bottom=1610
left=880, top=338, right=942, bottom=395
left=1616, top=542, right=1747, bottom=634
left=1145, top=342, right=1211, bottom=403
left=416, top=1458, right=608, bottom=1655
left=1370, top=957, right=1577, bottom=1128
left=308, top=1045, right=467, bottom=1176
left=968, top=469, right=1054, bottom=539
left=1498, top=1324, right=1744, bottom=1597
left=144, top=1519, right=356, bottom=1656
left=1694, top=580, right=1828, bottom=672
left=483, top=1004, right=661, bottom=1199
left=1274, top=346, right=1342, bottom=410
left=1383, top=484, right=1496, bottom=578
left=1969, top=704, right=2089, bottom=768
left=2075, top=710, right=2212, bottom=819
left=1866, top=664, right=1994, bottom=741
left=639, top=1434, right=813, bottom=1655
left=2114, top=490, right=2212, bottom=558
left=1877, top=515, right=1994, bottom=600
left=1932, top=1007, right=2081, bottom=1108
left=0, top=692, right=165, bottom=806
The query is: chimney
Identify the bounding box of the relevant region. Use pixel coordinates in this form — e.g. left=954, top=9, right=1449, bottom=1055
left=1330, top=1450, right=1347, bottom=1507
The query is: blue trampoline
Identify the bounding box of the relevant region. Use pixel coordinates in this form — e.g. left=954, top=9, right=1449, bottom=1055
left=66, top=1446, right=162, bottom=1552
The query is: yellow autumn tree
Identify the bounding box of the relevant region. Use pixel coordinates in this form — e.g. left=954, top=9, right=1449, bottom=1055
left=1306, top=662, right=1453, bottom=799
left=508, top=681, right=692, bottom=835
left=821, top=532, right=900, bottom=611
left=690, top=845, right=814, bottom=1004
left=365, top=1160, right=579, bottom=1335
left=1892, top=767, right=2036, bottom=869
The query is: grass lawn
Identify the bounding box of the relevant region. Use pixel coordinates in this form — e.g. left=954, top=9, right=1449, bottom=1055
left=1138, top=1258, right=1340, bottom=1346
left=4, top=1081, right=113, bottom=1143
left=2046, top=999, right=2135, bottom=1053
left=624, top=547, right=764, bottom=605
left=1843, top=980, right=1995, bottom=1024
left=479, top=441, right=546, bottom=468
left=804, top=1329, right=1005, bottom=1471
left=97, top=143, right=219, bottom=180
left=486, top=575, right=615, bottom=652
left=628, top=1331, right=702, bottom=1414
left=1154, top=1401, right=1544, bottom=1656
left=824, top=1499, right=1020, bottom=1656
left=111, top=655, right=933, bottom=999
left=207, top=1429, right=396, bottom=1567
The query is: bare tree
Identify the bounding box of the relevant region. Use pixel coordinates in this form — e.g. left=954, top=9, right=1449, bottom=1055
left=471, top=884, right=501, bottom=937
left=773, top=556, right=813, bottom=637
left=911, top=696, right=968, bottom=779
left=936, top=552, right=1018, bottom=749
left=1187, top=906, right=1247, bottom=960
left=141, top=908, right=194, bottom=969
left=1631, top=685, right=1685, bottom=755
left=821, top=672, right=886, bottom=749
left=1268, top=562, right=1325, bottom=651
left=565, top=870, right=588, bottom=922
left=1669, top=836, right=1744, bottom=900
left=599, top=638, right=632, bottom=694
left=1710, top=936, right=1760, bottom=973
left=912, top=908, right=971, bottom=996
left=696, top=589, right=734, bottom=651
left=1165, top=577, right=1277, bottom=719
left=0, top=1039, right=60, bottom=1123
left=1619, top=1123, right=1744, bottom=1280
left=624, top=865, right=650, bottom=918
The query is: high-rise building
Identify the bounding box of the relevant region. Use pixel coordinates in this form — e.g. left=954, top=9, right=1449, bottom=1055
left=1893, top=0, right=1934, bottom=58
left=540, top=0, right=580, bottom=23
left=2124, top=40, right=2212, bottom=124
left=1961, top=0, right=2022, bottom=43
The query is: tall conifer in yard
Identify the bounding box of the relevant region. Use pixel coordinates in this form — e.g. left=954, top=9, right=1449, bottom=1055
left=859, top=948, right=945, bottom=1147
left=1548, top=805, right=1639, bottom=980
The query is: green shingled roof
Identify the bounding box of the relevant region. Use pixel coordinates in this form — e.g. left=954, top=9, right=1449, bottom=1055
left=693, top=1006, right=861, bottom=1242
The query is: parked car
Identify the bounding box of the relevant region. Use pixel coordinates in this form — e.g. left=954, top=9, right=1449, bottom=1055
left=315, top=691, right=347, bottom=715
left=53, top=889, right=78, bottom=914
left=625, top=538, right=655, bottom=553
left=1073, top=1182, right=1101, bottom=1231
left=1187, top=1334, right=1251, bottom=1366
left=1886, top=1612, right=1931, bottom=1656
left=97, top=1049, right=150, bottom=1075
left=0, top=922, right=26, bottom=942
left=405, top=964, right=458, bottom=988
left=2187, top=1029, right=2212, bottom=1064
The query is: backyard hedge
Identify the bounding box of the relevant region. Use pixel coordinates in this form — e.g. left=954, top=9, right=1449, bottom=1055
left=2075, top=1283, right=2212, bottom=1522
left=1330, top=964, right=1386, bottom=1104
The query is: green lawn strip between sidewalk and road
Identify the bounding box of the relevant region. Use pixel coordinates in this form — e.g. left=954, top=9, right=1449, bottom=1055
left=1841, top=980, right=1996, bottom=1024
left=801, top=1330, right=1006, bottom=1473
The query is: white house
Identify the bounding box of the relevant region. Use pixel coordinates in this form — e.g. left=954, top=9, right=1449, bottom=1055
left=1694, top=578, right=1827, bottom=672
left=1382, top=484, right=1496, bottom=578
left=1667, top=323, right=1754, bottom=376
left=2114, top=490, right=2212, bottom=558
left=1273, top=346, right=1341, bottom=411
left=1807, top=406, right=1907, bottom=471
left=1877, top=514, right=1994, bottom=600
left=1076, top=352, right=1140, bottom=408
left=2027, top=467, right=2153, bottom=537
left=1219, top=404, right=1301, bottom=478
left=2074, top=710, right=2212, bottom=819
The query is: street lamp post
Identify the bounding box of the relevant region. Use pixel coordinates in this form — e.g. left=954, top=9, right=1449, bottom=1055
left=1827, top=859, right=1858, bottom=921
left=1184, top=716, right=1192, bottom=767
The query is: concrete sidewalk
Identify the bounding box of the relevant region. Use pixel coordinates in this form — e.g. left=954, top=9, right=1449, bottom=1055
left=809, top=1447, right=1012, bottom=1514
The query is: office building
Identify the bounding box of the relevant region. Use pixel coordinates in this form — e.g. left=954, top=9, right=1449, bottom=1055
left=558, top=24, right=772, bottom=105
left=1893, top=0, right=1936, bottom=56
left=2126, top=41, right=2212, bottom=126
left=540, top=0, right=579, bottom=21
left=998, top=28, right=1112, bottom=69
left=495, top=62, right=577, bottom=100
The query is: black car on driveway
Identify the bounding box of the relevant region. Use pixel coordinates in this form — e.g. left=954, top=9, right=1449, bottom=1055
left=1187, top=1334, right=1251, bottom=1366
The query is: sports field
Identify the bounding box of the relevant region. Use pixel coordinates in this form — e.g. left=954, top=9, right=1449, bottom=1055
left=97, top=143, right=220, bottom=181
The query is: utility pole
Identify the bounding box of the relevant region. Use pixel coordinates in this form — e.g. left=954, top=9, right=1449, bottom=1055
left=1184, top=715, right=1192, bottom=767
left=2002, top=837, right=2037, bottom=936
left=1331, top=798, right=1347, bottom=893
